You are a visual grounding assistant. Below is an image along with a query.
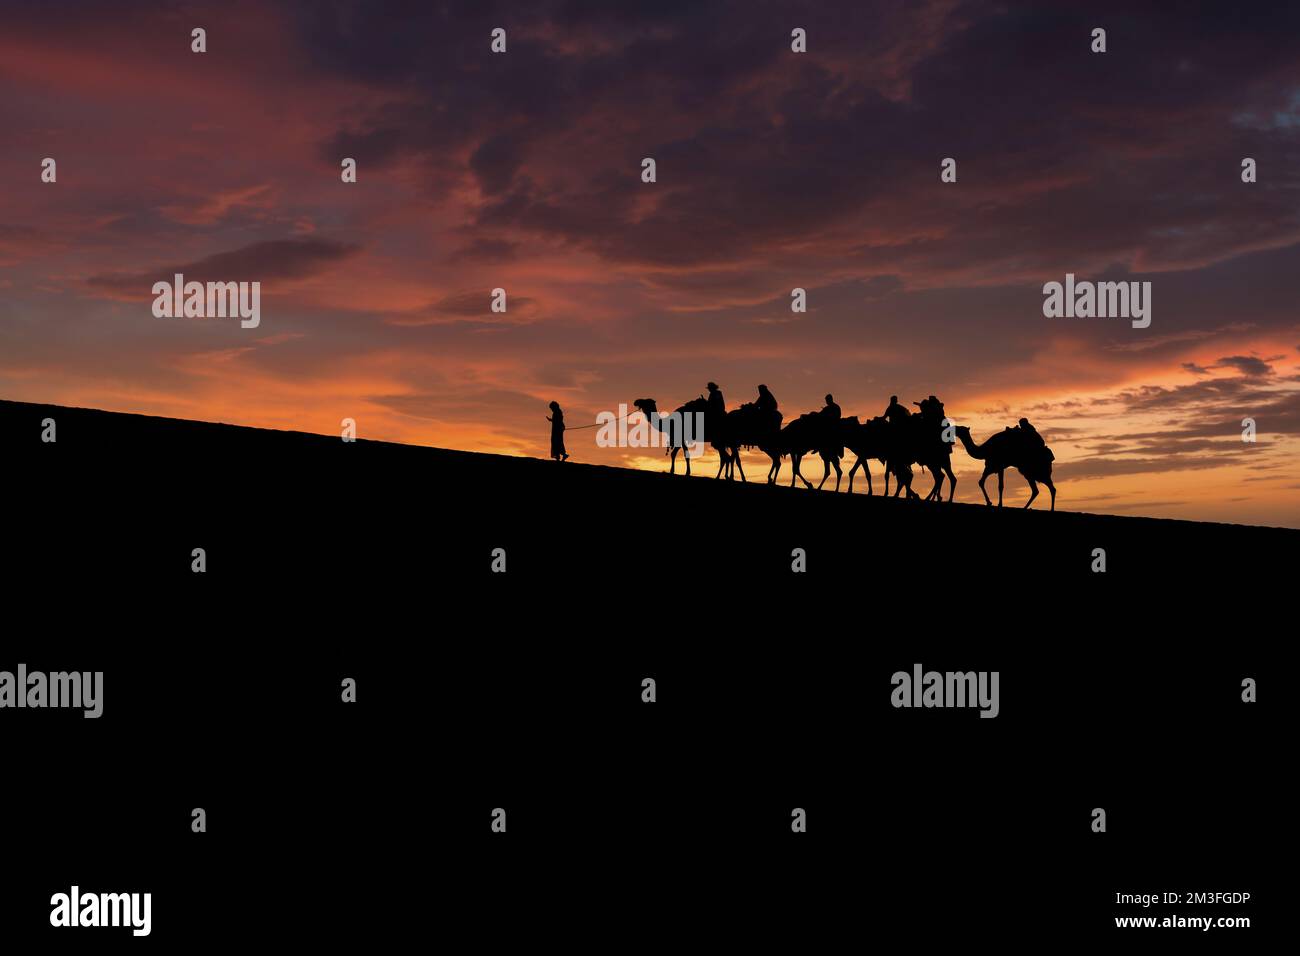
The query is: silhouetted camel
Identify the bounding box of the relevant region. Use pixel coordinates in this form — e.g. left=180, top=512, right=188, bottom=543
left=632, top=397, right=702, bottom=476
left=768, top=411, right=922, bottom=495
left=723, top=402, right=783, bottom=482
left=954, top=425, right=1057, bottom=509
left=885, top=414, right=957, bottom=502
left=777, top=412, right=847, bottom=489
left=840, top=416, right=917, bottom=495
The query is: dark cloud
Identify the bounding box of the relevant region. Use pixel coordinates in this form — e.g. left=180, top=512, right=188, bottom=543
left=86, top=239, right=360, bottom=296
left=291, top=0, right=1300, bottom=282
left=1211, top=355, right=1273, bottom=377
left=470, top=131, right=531, bottom=196
left=1057, top=451, right=1258, bottom=481
left=449, top=238, right=521, bottom=263
left=1050, top=376, right=1300, bottom=485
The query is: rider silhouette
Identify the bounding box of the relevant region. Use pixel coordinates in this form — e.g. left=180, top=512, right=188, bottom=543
left=705, top=382, right=726, bottom=418
left=915, top=394, right=945, bottom=422
left=1018, top=417, right=1046, bottom=451
left=884, top=394, right=909, bottom=423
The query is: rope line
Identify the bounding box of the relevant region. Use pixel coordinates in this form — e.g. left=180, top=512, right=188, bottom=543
left=559, top=411, right=638, bottom=431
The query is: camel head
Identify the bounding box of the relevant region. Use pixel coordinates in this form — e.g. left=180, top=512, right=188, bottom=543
left=632, top=398, right=657, bottom=417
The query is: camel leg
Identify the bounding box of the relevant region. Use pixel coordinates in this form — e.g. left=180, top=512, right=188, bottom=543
left=1024, top=479, right=1039, bottom=509
left=669, top=447, right=678, bottom=475
left=926, top=465, right=941, bottom=502
left=978, top=467, right=993, bottom=506
left=848, top=458, right=870, bottom=494
left=734, top=450, right=746, bottom=482
left=945, top=465, right=956, bottom=503
left=997, top=470, right=1004, bottom=507
left=833, top=457, right=842, bottom=493
left=817, top=457, right=831, bottom=490
left=684, top=446, right=691, bottom=477
left=897, top=469, right=917, bottom=499
left=1046, top=478, right=1056, bottom=511
left=790, top=454, right=799, bottom=488
left=796, top=455, right=814, bottom=490
left=860, top=460, right=873, bottom=495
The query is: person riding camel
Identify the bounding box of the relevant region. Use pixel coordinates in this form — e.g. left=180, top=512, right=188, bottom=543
left=819, top=393, right=844, bottom=459
left=702, top=382, right=726, bottom=451
left=914, top=394, right=945, bottom=423
left=705, top=382, right=725, bottom=418
left=1018, top=417, right=1043, bottom=446
left=1018, top=416, right=1052, bottom=463
left=884, top=394, right=910, bottom=424
left=755, top=384, right=778, bottom=415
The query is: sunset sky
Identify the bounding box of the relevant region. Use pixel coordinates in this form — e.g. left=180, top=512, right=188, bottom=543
left=2, top=1, right=1298, bottom=527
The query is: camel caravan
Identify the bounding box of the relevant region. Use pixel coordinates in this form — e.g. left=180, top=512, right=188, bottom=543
left=630, top=384, right=1058, bottom=510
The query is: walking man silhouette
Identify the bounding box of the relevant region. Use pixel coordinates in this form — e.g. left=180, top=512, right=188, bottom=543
left=547, top=401, right=568, bottom=461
